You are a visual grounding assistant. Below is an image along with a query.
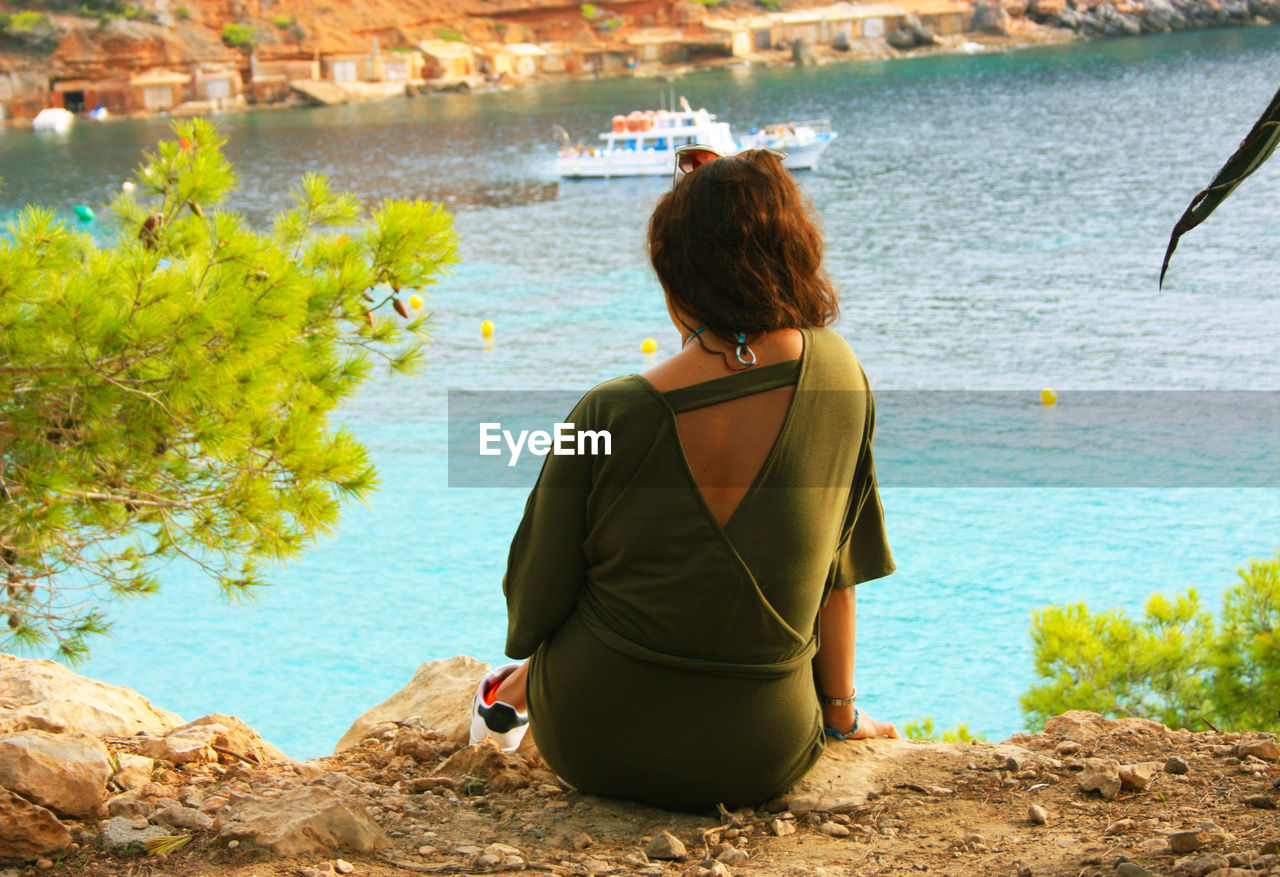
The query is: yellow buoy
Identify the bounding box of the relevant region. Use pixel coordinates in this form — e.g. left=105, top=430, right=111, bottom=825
left=1041, top=388, right=1057, bottom=407
left=641, top=337, right=657, bottom=354
left=481, top=320, right=494, bottom=339
left=408, top=295, right=423, bottom=310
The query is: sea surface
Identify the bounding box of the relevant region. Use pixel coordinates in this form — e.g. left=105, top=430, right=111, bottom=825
left=3, top=28, right=1280, bottom=757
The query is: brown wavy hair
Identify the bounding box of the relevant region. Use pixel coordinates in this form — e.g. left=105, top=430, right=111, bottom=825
left=647, top=149, right=838, bottom=347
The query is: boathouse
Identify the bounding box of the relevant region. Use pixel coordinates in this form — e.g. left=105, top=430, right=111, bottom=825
left=419, top=40, right=478, bottom=79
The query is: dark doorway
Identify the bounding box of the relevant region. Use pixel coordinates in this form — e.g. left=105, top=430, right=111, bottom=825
left=62, top=91, right=85, bottom=113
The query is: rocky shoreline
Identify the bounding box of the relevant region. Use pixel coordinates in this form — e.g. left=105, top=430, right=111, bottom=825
left=1, top=652, right=1278, bottom=877
left=3, top=0, right=1278, bottom=127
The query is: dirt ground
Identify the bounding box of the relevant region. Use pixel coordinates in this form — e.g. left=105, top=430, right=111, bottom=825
left=23, top=714, right=1280, bottom=877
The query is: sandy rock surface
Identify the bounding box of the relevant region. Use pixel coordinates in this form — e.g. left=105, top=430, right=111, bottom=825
left=0, top=729, right=111, bottom=818
left=0, top=654, right=182, bottom=738
left=0, top=786, right=71, bottom=861
left=218, top=786, right=388, bottom=857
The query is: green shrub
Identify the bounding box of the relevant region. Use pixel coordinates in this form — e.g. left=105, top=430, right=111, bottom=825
left=1023, top=554, right=1280, bottom=733
left=0, top=119, right=457, bottom=661
left=581, top=3, right=599, bottom=18
left=271, top=15, right=295, bottom=28
left=691, top=0, right=723, bottom=6
left=433, top=26, right=462, bottom=42
left=175, top=5, right=190, bottom=20
left=221, top=21, right=256, bottom=51
left=757, top=0, right=782, bottom=9
left=903, top=717, right=985, bottom=742
left=1, top=10, right=59, bottom=51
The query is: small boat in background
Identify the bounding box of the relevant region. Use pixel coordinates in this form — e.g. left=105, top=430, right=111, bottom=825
left=736, top=120, right=838, bottom=167
left=33, top=107, right=75, bottom=133
left=554, top=97, right=836, bottom=179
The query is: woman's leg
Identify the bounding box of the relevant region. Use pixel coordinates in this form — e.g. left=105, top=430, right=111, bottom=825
left=814, top=587, right=899, bottom=739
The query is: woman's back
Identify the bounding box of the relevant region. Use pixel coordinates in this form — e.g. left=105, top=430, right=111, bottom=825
left=643, top=327, right=804, bottom=529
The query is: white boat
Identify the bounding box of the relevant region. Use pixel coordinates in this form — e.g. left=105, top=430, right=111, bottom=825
left=554, top=98, right=836, bottom=179
left=33, top=107, right=75, bottom=133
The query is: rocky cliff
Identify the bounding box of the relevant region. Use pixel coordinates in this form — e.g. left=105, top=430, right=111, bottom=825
left=1, top=653, right=1277, bottom=877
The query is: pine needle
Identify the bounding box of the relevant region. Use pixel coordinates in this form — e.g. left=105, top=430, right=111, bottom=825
left=144, top=834, right=192, bottom=855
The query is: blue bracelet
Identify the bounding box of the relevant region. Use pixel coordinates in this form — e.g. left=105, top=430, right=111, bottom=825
left=823, top=707, right=860, bottom=740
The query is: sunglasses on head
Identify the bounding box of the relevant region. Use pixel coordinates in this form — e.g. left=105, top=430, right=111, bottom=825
left=672, top=145, right=789, bottom=184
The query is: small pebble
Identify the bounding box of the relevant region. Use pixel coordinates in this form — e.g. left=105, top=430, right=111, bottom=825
left=771, top=818, right=796, bottom=837
left=646, top=830, right=688, bottom=861
left=818, top=821, right=850, bottom=837
left=334, top=860, right=355, bottom=875
left=1104, top=818, right=1134, bottom=835
left=717, top=847, right=749, bottom=865
left=1169, top=829, right=1203, bottom=853
left=1165, top=755, right=1191, bottom=775
left=1028, top=803, right=1049, bottom=825
left=1116, top=863, right=1157, bottom=877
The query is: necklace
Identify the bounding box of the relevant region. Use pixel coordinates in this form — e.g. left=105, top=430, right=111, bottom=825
left=682, top=324, right=757, bottom=366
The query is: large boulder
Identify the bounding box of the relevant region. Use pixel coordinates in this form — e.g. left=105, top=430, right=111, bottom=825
left=971, top=0, right=1013, bottom=33
left=1139, top=0, right=1191, bottom=31
left=1247, top=0, right=1280, bottom=20
left=335, top=656, right=539, bottom=758
left=1055, top=5, right=1099, bottom=30
left=172, top=714, right=286, bottom=765
left=1219, top=0, right=1253, bottom=20
left=1093, top=3, right=1144, bottom=34
left=1028, top=0, right=1069, bottom=18
left=1043, top=710, right=1170, bottom=744
left=0, top=729, right=111, bottom=818
left=219, top=786, right=387, bottom=857
left=887, top=14, right=940, bottom=49
left=0, top=654, right=182, bottom=739
left=335, top=655, right=489, bottom=753
left=137, top=714, right=286, bottom=767
left=0, top=787, right=71, bottom=862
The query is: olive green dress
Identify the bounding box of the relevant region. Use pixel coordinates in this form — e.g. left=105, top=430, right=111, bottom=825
left=502, top=326, right=894, bottom=811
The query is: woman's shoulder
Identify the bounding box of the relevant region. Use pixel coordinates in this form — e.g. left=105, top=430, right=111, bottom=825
left=806, top=326, right=871, bottom=391
left=570, top=374, right=665, bottom=426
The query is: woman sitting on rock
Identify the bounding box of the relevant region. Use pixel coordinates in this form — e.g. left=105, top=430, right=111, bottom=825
left=471, top=147, right=899, bottom=812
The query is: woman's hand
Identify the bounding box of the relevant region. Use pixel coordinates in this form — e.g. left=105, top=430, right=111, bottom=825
left=823, top=704, right=900, bottom=740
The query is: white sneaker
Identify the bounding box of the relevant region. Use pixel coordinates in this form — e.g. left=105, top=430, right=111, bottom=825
left=468, top=663, right=529, bottom=753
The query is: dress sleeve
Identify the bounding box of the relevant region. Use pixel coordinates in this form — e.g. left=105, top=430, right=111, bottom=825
left=832, top=386, right=895, bottom=590
left=501, top=397, right=595, bottom=660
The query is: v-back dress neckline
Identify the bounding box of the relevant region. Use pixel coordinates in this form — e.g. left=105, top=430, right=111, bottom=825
left=633, top=327, right=813, bottom=537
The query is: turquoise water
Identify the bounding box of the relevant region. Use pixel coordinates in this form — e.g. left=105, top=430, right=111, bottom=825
left=4, top=29, right=1280, bottom=756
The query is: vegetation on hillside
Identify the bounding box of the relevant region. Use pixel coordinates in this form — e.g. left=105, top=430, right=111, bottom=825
left=0, top=10, right=59, bottom=51
left=0, top=119, right=457, bottom=661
